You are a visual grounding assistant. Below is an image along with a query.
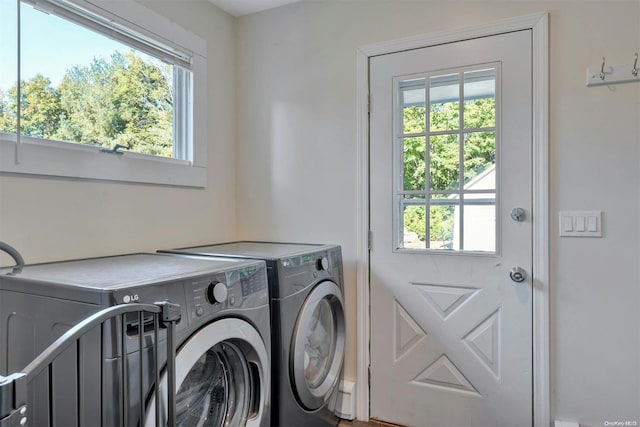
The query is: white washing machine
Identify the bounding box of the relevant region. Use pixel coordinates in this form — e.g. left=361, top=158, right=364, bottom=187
left=160, top=242, right=346, bottom=427
left=0, top=252, right=271, bottom=427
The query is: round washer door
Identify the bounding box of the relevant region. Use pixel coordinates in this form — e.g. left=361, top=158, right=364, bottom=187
left=290, top=280, right=345, bottom=411
left=146, top=318, right=270, bottom=427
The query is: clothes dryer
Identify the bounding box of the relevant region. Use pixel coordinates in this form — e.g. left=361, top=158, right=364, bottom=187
left=0, top=253, right=271, bottom=427
left=160, top=242, right=345, bottom=427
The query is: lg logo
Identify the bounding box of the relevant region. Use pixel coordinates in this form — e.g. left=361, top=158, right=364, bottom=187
left=122, top=294, right=140, bottom=303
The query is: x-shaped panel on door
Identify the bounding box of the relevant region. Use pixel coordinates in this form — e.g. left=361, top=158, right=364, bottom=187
left=392, top=283, right=502, bottom=396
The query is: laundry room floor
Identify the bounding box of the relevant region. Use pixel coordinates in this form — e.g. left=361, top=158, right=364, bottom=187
left=338, top=421, right=374, bottom=427
left=339, top=419, right=401, bottom=427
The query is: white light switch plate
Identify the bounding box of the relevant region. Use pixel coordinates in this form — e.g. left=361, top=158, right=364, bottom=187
left=559, top=211, right=602, bottom=237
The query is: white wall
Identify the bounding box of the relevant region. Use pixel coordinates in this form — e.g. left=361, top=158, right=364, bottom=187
left=548, top=3, right=639, bottom=423
left=1, top=1, right=638, bottom=424
left=0, top=1, right=237, bottom=264
left=236, top=1, right=640, bottom=425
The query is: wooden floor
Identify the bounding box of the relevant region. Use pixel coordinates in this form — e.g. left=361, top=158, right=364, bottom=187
left=339, top=419, right=402, bottom=427
left=338, top=421, right=377, bottom=427
left=338, top=421, right=375, bottom=427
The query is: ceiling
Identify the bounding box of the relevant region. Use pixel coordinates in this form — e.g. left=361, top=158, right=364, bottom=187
left=207, top=0, right=302, bottom=16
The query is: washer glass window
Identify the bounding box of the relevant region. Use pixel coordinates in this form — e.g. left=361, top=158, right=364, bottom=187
left=176, top=342, right=251, bottom=426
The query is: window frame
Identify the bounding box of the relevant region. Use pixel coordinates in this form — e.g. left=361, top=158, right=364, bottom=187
left=393, top=63, right=501, bottom=254
left=0, top=0, right=208, bottom=187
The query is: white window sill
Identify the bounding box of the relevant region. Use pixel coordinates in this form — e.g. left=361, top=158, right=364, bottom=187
left=0, top=135, right=206, bottom=187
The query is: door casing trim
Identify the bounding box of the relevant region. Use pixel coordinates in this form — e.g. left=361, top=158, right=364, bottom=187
left=355, top=12, right=549, bottom=426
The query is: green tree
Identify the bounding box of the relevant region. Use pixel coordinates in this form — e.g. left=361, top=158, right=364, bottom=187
left=404, top=205, right=426, bottom=241
left=57, top=51, right=173, bottom=156
left=56, top=55, right=119, bottom=146
left=2, top=51, right=173, bottom=158
left=0, top=75, right=61, bottom=138
left=21, top=75, right=62, bottom=138
left=402, top=97, right=495, bottom=246
left=430, top=204, right=455, bottom=248
left=0, top=90, right=14, bottom=133
left=403, top=136, right=425, bottom=190
left=109, top=52, right=172, bottom=156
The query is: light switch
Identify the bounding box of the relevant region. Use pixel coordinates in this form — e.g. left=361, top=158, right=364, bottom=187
left=559, top=211, right=602, bottom=237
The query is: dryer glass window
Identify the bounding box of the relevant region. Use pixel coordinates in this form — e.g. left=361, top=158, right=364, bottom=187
left=304, top=298, right=336, bottom=389
left=291, top=280, right=345, bottom=411
left=176, top=342, right=251, bottom=426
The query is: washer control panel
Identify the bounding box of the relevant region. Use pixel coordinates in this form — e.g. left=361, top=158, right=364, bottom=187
left=186, top=263, right=268, bottom=322
left=277, top=246, right=343, bottom=299
left=238, top=267, right=267, bottom=296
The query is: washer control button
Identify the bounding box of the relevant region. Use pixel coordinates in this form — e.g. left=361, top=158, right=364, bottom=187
left=229, top=295, right=236, bottom=306
left=195, top=305, right=204, bottom=317
left=316, top=256, right=329, bottom=271
left=207, top=281, right=228, bottom=304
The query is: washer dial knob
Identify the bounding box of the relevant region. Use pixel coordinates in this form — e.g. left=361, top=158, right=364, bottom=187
left=316, top=256, right=329, bottom=271
left=207, top=281, right=228, bottom=304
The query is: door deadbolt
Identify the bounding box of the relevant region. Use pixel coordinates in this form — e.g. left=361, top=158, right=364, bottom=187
left=510, top=207, right=526, bottom=222
left=509, top=267, right=527, bottom=283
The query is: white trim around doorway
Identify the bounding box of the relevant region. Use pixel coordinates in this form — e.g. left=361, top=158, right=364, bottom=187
left=354, top=12, right=550, bottom=426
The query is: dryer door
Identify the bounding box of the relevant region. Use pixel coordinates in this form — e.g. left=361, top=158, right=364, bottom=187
left=290, top=280, right=346, bottom=410
left=146, top=318, right=270, bottom=427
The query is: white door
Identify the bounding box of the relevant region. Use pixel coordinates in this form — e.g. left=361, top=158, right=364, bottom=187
left=370, top=30, right=532, bottom=427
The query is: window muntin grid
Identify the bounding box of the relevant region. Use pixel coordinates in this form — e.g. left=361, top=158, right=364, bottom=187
left=394, top=65, right=499, bottom=253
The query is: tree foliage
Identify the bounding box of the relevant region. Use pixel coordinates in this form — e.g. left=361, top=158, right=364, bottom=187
left=0, top=51, right=173, bottom=157
left=402, top=97, right=496, bottom=246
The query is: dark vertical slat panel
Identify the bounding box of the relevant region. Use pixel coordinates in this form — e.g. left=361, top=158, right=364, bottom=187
left=100, top=322, right=105, bottom=427
left=154, top=313, right=160, bottom=427
left=166, top=320, right=175, bottom=426
left=120, top=314, right=128, bottom=427
left=12, top=305, right=168, bottom=427
left=48, top=364, right=53, bottom=427
left=11, top=307, right=170, bottom=427
left=138, top=312, right=145, bottom=427
left=76, top=339, right=81, bottom=427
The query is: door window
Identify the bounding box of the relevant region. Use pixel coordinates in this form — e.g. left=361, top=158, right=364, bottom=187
left=396, top=66, right=498, bottom=252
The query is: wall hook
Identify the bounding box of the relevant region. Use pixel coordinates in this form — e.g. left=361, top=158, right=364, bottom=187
left=587, top=54, right=640, bottom=87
